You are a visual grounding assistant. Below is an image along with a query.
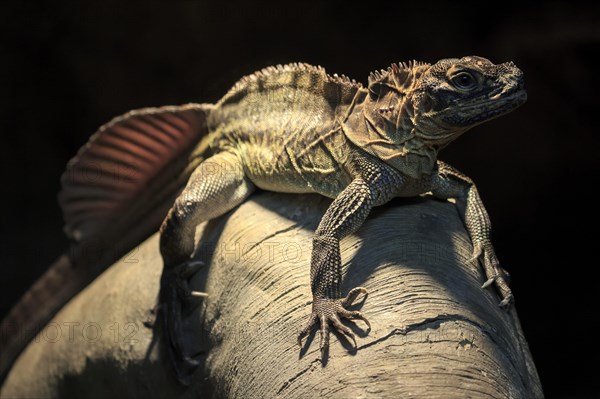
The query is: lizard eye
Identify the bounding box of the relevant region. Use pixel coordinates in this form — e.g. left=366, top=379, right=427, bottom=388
left=451, top=72, right=477, bottom=90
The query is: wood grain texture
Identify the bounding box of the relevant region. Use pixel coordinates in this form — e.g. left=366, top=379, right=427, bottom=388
left=0, top=192, right=542, bottom=398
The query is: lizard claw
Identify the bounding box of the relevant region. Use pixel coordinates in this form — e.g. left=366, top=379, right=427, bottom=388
left=174, top=260, right=206, bottom=297
left=481, top=277, right=495, bottom=289
left=297, top=287, right=370, bottom=353
left=159, top=259, right=206, bottom=385
left=498, top=293, right=514, bottom=308
left=473, top=243, right=514, bottom=308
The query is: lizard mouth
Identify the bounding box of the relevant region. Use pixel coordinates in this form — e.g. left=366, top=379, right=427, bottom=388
left=460, top=88, right=527, bottom=114
left=441, top=86, right=527, bottom=127
left=500, top=88, right=527, bottom=108
left=488, top=79, right=527, bottom=103
left=490, top=88, right=527, bottom=102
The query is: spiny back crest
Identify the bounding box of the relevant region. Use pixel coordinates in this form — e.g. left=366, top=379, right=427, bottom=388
left=219, top=63, right=363, bottom=107
left=233, top=63, right=362, bottom=89
left=367, top=60, right=431, bottom=98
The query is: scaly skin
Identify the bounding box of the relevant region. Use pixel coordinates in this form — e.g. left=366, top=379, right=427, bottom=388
left=158, top=57, right=526, bottom=383
left=0, top=56, right=526, bottom=385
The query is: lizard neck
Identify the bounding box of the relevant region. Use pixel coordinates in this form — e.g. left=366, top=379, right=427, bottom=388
left=341, top=88, right=438, bottom=179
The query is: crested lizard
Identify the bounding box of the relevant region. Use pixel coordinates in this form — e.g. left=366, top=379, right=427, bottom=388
left=0, top=56, right=526, bottom=385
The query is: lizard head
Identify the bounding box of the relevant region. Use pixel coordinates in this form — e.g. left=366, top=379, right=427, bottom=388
left=409, top=56, right=527, bottom=144
left=346, top=57, right=527, bottom=176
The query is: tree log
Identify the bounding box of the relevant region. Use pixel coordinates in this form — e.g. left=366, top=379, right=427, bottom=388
left=0, top=192, right=543, bottom=398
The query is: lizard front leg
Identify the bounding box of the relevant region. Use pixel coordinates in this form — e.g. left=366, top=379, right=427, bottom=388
left=297, top=160, right=403, bottom=354
left=159, top=151, right=254, bottom=383
left=430, top=161, right=513, bottom=307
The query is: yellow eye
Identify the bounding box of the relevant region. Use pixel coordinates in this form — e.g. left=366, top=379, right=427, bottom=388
left=451, top=72, right=477, bottom=90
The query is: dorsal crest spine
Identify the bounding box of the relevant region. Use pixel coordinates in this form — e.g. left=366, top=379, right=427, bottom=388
left=368, top=60, right=430, bottom=95
left=226, top=62, right=362, bottom=99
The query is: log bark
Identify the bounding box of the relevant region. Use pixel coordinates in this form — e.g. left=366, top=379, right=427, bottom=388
left=0, top=192, right=543, bottom=398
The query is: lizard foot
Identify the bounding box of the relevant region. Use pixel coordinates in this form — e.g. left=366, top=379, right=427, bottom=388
left=297, top=287, right=371, bottom=354
left=159, top=260, right=206, bottom=385
left=472, top=243, right=513, bottom=308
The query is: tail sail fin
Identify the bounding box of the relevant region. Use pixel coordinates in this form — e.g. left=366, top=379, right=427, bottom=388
left=0, top=103, right=213, bottom=382
left=60, top=103, right=214, bottom=248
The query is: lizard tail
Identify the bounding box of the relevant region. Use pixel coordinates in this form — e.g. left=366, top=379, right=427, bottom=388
left=0, top=103, right=214, bottom=382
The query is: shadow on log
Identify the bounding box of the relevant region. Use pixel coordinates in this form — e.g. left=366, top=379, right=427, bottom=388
left=0, top=192, right=543, bottom=398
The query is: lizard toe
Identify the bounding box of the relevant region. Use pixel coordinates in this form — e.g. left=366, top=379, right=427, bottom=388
left=477, top=243, right=514, bottom=308
left=338, top=308, right=371, bottom=332
left=499, top=293, right=514, bottom=308
left=341, top=286, right=368, bottom=307
left=297, top=313, right=318, bottom=347
left=329, top=313, right=357, bottom=347
left=298, top=293, right=370, bottom=353
left=174, top=261, right=207, bottom=299
left=318, top=315, right=331, bottom=354
left=178, top=260, right=205, bottom=279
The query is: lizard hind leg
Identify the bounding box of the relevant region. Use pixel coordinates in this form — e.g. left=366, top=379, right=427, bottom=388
left=158, top=151, right=254, bottom=384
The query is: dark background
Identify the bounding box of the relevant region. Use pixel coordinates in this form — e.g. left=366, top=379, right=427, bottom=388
left=0, top=1, right=597, bottom=397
